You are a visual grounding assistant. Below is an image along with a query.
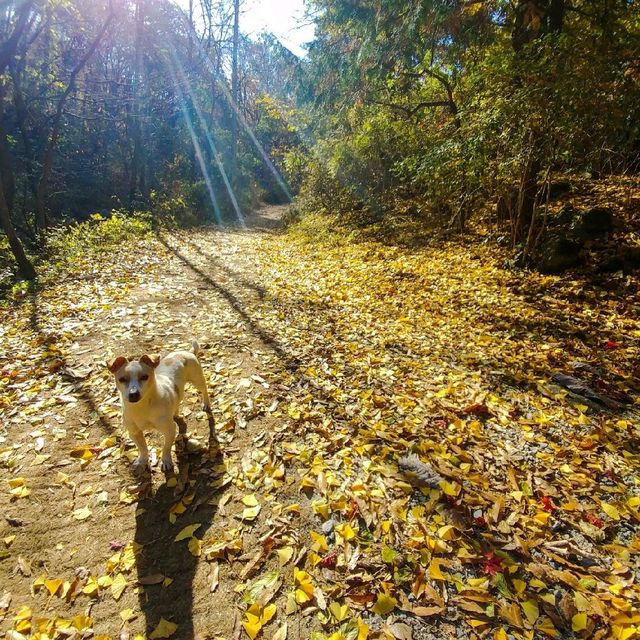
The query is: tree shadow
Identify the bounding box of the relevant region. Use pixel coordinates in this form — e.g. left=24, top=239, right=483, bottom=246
left=179, top=235, right=267, bottom=299
left=134, top=410, right=222, bottom=640
left=26, top=288, right=115, bottom=433
left=155, top=233, right=301, bottom=375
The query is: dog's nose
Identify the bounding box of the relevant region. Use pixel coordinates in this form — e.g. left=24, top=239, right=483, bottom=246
left=128, top=390, right=141, bottom=403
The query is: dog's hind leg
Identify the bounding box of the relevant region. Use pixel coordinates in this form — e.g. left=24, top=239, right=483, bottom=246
left=159, top=420, right=177, bottom=474
left=189, top=363, right=211, bottom=411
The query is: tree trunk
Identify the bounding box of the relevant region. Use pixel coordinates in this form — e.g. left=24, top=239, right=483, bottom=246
left=230, top=0, right=239, bottom=182
left=129, top=0, right=144, bottom=207
left=0, top=180, right=36, bottom=280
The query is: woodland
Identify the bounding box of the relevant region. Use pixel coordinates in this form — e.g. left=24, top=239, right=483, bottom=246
left=0, top=1, right=639, bottom=640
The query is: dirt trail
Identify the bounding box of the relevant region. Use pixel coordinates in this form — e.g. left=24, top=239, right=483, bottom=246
left=1, top=205, right=313, bottom=640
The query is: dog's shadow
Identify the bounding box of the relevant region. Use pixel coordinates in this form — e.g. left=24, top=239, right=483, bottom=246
left=134, top=411, right=222, bottom=639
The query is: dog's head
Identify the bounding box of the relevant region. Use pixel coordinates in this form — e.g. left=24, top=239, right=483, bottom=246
left=107, top=355, right=160, bottom=404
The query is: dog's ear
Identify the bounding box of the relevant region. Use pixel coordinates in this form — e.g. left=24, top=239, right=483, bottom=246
left=140, top=354, right=160, bottom=368
left=107, top=356, right=128, bottom=373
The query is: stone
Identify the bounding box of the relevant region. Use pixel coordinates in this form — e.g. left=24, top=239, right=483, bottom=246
left=535, top=236, right=582, bottom=274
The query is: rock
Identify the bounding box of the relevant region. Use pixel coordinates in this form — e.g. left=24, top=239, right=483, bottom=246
left=543, top=181, right=573, bottom=200
left=623, top=246, right=640, bottom=270
left=573, top=207, right=614, bottom=237
left=598, top=256, right=625, bottom=273
left=599, top=246, right=640, bottom=273
left=535, top=236, right=582, bottom=274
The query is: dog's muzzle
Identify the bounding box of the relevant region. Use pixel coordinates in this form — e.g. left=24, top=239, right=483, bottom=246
left=128, top=390, right=141, bottom=403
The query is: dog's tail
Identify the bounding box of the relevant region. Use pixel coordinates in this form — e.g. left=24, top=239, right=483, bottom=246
left=191, top=340, right=200, bottom=355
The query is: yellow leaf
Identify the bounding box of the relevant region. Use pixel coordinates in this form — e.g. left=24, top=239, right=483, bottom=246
left=120, top=609, right=136, bottom=623
left=149, top=618, right=178, bottom=639
left=312, top=500, right=329, bottom=520
left=73, top=506, right=92, bottom=521
left=437, top=525, right=456, bottom=540
left=174, top=524, right=201, bottom=541
left=533, top=511, right=551, bottom=526
left=494, top=629, right=508, bottom=640
left=242, top=615, right=262, bottom=640
left=428, top=559, right=447, bottom=581
left=295, top=588, right=312, bottom=604
left=15, top=605, right=32, bottom=621
left=242, top=505, right=261, bottom=521
left=261, top=604, right=277, bottom=625
left=97, top=575, right=113, bottom=588
left=72, top=614, right=93, bottom=631
left=111, top=573, right=127, bottom=600
left=45, top=578, right=63, bottom=596
left=3, top=535, right=16, bottom=546
left=602, top=502, right=620, bottom=521
left=335, top=522, right=356, bottom=542
left=617, top=627, right=637, bottom=640
left=329, top=602, right=350, bottom=622
left=277, top=546, right=294, bottom=566
left=440, top=481, right=459, bottom=496
left=571, top=613, right=587, bottom=632
left=358, top=619, right=370, bottom=640
left=82, top=577, right=99, bottom=597
left=521, top=599, right=539, bottom=625
left=372, top=593, right=397, bottom=615
left=574, top=592, right=590, bottom=612
left=188, top=537, right=202, bottom=557
left=242, top=494, right=259, bottom=507
left=9, top=480, right=30, bottom=498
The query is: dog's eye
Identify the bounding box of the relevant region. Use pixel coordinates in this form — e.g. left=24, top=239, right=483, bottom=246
left=140, top=374, right=149, bottom=381
left=118, top=377, right=128, bottom=384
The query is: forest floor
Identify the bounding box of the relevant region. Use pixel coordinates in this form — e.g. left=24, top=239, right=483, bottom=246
left=1, top=204, right=639, bottom=640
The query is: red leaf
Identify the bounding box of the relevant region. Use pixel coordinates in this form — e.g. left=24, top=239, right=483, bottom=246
left=482, top=551, right=503, bottom=576
left=319, top=550, right=338, bottom=568
left=461, top=403, right=491, bottom=417
left=605, top=340, right=619, bottom=350
left=540, top=496, right=555, bottom=512
left=584, top=512, right=603, bottom=529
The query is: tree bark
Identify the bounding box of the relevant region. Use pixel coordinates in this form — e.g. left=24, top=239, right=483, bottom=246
left=128, top=0, right=144, bottom=207
left=0, top=180, right=36, bottom=280
left=230, top=0, right=240, bottom=181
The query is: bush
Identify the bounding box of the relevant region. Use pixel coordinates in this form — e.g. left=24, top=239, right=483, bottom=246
left=46, top=210, right=152, bottom=267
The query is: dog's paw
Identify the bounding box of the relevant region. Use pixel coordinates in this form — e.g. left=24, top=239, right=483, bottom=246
left=132, top=457, right=150, bottom=475
left=161, top=457, right=174, bottom=474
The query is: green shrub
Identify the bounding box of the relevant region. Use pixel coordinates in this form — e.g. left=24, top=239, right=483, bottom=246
left=46, top=210, right=152, bottom=266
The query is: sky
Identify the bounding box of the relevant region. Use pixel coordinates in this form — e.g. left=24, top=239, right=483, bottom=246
left=178, top=0, right=316, bottom=58
left=240, top=0, right=315, bottom=57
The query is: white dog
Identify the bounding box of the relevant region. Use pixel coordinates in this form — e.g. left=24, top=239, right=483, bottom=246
left=108, top=341, right=210, bottom=473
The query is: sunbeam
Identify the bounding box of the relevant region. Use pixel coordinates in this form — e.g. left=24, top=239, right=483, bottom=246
left=162, top=53, right=224, bottom=226
left=169, top=49, right=246, bottom=228
left=173, top=9, right=294, bottom=204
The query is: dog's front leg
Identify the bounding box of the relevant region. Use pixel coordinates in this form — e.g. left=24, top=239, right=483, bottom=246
left=127, top=423, right=150, bottom=474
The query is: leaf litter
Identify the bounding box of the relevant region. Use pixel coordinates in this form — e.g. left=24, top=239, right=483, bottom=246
left=0, top=206, right=639, bottom=639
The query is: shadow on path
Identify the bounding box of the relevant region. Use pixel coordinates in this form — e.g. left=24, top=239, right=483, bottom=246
left=156, top=233, right=301, bottom=374
left=135, top=411, right=222, bottom=640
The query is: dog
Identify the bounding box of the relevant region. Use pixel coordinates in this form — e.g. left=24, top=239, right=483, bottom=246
left=108, top=341, right=210, bottom=474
